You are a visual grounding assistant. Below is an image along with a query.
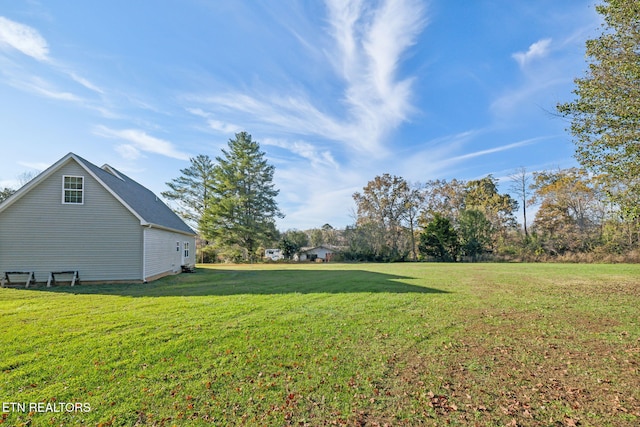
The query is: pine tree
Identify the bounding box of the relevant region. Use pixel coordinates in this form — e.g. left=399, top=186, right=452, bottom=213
left=202, top=132, right=282, bottom=261
left=161, top=154, right=215, bottom=232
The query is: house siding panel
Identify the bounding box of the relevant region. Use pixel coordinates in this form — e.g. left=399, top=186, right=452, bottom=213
left=143, top=228, right=195, bottom=280
left=0, top=160, right=143, bottom=282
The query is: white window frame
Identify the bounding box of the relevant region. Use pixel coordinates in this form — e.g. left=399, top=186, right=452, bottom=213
left=183, top=242, right=190, bottom=259
left=62, top=175, right=84, bottom=205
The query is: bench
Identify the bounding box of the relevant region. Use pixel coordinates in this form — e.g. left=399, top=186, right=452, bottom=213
left=1, top=271, right=36, bottom=288
left=47, top=271, right=80, bottom=287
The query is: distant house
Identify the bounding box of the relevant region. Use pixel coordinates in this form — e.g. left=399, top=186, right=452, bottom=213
left=264, top=248, right=284, bottom=261
left=297, top=245, right=340, bottom=262
left=0, top=153, right=196, bottom=284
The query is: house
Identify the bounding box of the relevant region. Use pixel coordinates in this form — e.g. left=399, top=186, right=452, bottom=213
left=0, top=153, right=196, bottom=284
left=296, top=245, right=340, bottom=262
left=264, top=248, right=284, bottom=261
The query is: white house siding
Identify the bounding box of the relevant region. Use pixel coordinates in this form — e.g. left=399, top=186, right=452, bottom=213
left=313, top=247, right=333, bottom=260
left=299, top=246, right=334, bottom=261
left=0, top=161, right=143, bottom=282
left=143, top=227, right=195, bottom=280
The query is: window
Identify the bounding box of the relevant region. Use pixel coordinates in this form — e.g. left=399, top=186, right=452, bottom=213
left=183, top=242, right=190, bottom=259
left=62, top=176, right=84, bottom=204
left=176, top=242, right=181, bottom=252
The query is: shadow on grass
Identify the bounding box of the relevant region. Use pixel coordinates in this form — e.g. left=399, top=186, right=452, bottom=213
left=19, top=268, right=449, bottom=297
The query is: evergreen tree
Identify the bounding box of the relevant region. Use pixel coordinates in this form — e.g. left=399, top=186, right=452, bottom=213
left=0, top=188, right=15, bottom=203
left=418, top=214, right=459, bottom=262
left=202, top=132, right=282, bottom=261
left=162, top=154, right=215, bottom=231
left=458, top=209, right=492, bottom=260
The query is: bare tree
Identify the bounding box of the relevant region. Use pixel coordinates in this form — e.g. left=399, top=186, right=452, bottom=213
left=509, top=167, right=531, bottom=238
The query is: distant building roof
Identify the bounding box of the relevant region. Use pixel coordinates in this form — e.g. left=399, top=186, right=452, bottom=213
left=299, top=245, right=343, bottom=253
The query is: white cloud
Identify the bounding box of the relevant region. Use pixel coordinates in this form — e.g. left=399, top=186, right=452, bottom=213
left=115, top=144, right=142, bottom=160
left=17, top=161, right=49, bottom=171
left=207, top=119, right=241, bottom=134
left=8, top=76, right=82, bottom=102
left=442, top=137, right=545, bottom=163
left=263, top=138, right=338, bottom=169
left=189, top=0, right=427, bottom=156
left=401, top=133, right=548, bottom=181
left=69, top=72, right=104, bottom=94
left=490, top=77, right=565, bottom=116
left=0, top=16, right=49, bottom=61
left=186, top=108, right=241, bottom=134
left=325, top=0, right=427, bottom=151
left=94, top=125, right=191, bottom=161
left=512, top=38, right=552, bottom=68
left=30, top=85, right=80, bottom=101
left=272, top=156, right=362, bottom=229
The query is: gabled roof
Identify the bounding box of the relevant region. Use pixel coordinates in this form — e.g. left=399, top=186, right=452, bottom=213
left=0, top=152, right=195, bottom=236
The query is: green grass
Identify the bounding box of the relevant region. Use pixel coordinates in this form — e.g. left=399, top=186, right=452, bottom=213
left=1, top=263, right=638, bottom=426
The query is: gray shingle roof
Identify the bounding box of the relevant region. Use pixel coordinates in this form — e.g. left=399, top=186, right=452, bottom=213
left=74, top=154, right=195, bottom=236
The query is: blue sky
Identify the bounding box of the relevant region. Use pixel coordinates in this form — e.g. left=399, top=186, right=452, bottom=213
left=0, top=1, right=600, bottom=230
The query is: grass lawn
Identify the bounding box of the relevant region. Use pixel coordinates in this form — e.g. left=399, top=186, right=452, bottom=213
left=1, top=263, right=639, bottom=426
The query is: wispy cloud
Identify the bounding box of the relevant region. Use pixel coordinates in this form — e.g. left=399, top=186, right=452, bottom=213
left=186, top=108, right=241, bottom=134
left=69, top=72, right=104, bottom=95
left=8, top=75, right=82, bottom=102
left=94, top=125, right=191, bottom=161
left=401, top=133, right=548, bottom=181
left=263, top=138, right=338, bottom=169
left=17, top=161, right=49, bottom=171
left=0, top=16, right=115, bottom=117
left=443, top=137, right=546, bottom=163
left=490, top=77, right=565, bottom=116
left=0, top=16, right=49, bottom=61
left=190, top=0, right=427, bottom=156
left=340, top=0, right=426, bottom=122
left=512, top=38, right=552, bottom=68
left=207, top=119, right=242, bottom=134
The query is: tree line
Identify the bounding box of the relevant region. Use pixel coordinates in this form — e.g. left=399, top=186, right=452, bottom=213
left=346, top=168, right=638, bottom=262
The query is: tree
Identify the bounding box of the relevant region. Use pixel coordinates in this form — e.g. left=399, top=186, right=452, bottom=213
left=557, top=0, right=640, bottom=234
left=421, top=179, right=466, bottom=223
left=509, top=167, right=532, bottom=238
left=464, top=175, right=518, bottom=248
left=0, top=188, right=15, bottom=203
left=418, top=214, right=459, bottom=262
left=309, top=228, right=324, bottom=247
left=353, top=174, right=411, bottom=259
left=278, top=229, right=308, bottom=259
left=278, top=237, right=297, bottom=260
left=343, top=223, right=384, bottom=261
left=399, top=182, right=425, bottom=260
left=458, top=209, right=492, bottom=260
left=201, top=132, right=283, bottom=262
left=162, top=154, right=216, bottom=231
left=530, top=168, right=605, bottom=254
left=0, top=171, right=39, bottom=204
